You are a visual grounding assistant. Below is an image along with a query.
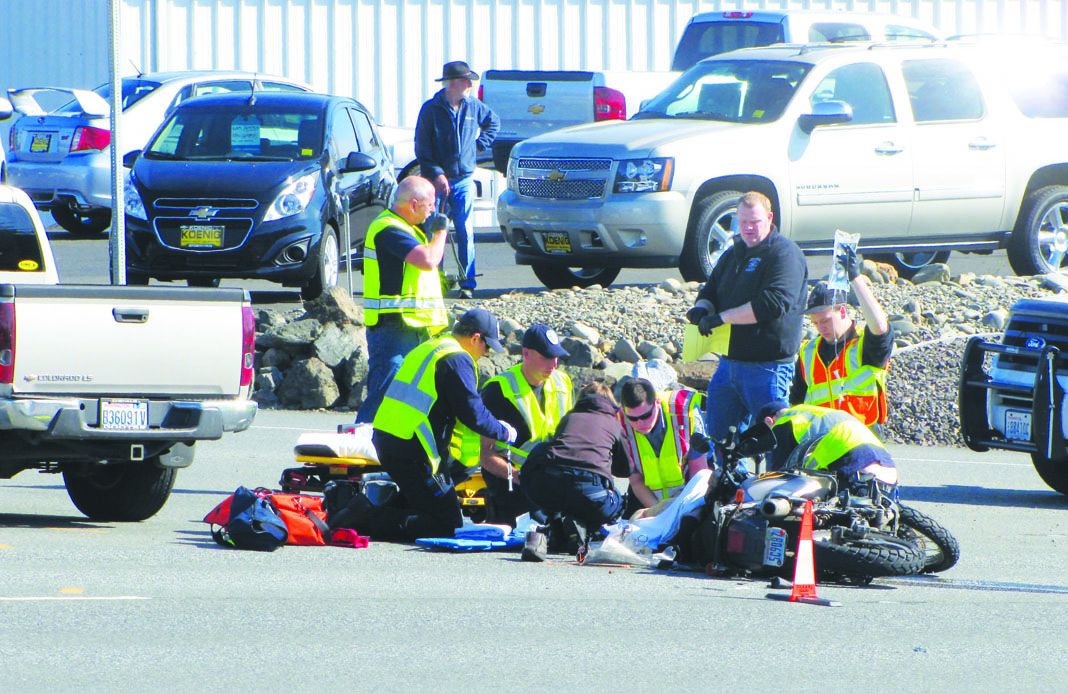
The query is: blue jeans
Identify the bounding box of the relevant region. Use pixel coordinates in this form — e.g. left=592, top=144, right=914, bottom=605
left=704, top=357, right=795, bottom=442
left=441, top=175, right=476, bottom=289
left=355, top=319, right=427, bottom=424
left=520, top=464, right=623, bottom=531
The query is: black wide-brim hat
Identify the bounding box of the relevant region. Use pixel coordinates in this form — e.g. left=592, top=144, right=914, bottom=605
left=436, top=61, right=479, bottom=82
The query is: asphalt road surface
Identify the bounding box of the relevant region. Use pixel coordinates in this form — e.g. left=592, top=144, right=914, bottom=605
left=2, top=409, right=1067, bottom=690
left=4, top=218, right=1061, bottom=690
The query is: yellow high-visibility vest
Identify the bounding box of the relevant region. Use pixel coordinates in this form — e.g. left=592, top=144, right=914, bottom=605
left=363, top=210, right=447, bottom=332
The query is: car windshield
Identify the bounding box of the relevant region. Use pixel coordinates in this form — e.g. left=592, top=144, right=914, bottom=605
left=636, top=59, right=811, bottom=123
left=0, top=203, right=45, bottom=272
left=54, top=78, right=162, bottom=113
left=144, top=105, right=324, bottom=162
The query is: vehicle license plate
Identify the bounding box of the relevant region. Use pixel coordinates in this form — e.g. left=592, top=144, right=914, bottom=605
left=1005, top=410, right=1032, bottom=441
left=763, top=527, right=788, bottom=567
left=180, top=225, right=224, bottom=248
left=100, top=399, right=149, bottom=430
left=30, top=133, right=52, bottom=153
left=543, top=231, right=572, bottom=254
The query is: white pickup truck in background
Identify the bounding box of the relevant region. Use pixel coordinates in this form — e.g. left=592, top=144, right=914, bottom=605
left=0, top=184, right=257, bottom=521
left=480, top=9, right=938, bottom=172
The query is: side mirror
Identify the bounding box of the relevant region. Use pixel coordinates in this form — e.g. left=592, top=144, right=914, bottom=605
left=798, top=100, right=853, bottom=134
left=122, top=150, right=141, bottom=168
left=340, top=151, right=377, bottom=174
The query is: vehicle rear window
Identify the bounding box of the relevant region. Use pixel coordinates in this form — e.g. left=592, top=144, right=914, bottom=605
left=0, top=203, right=46, bottom=272
left=808, top=22, right=870, bottom=42
left=77, top=79, right=162, bottom=111
left=671, top=21, right=786, bottom=71
left=146, top=105, right=324, bottom=161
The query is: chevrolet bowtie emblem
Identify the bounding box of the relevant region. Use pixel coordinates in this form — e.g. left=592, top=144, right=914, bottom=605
left=528, top=104, right=545, bottom=115
left=189, top=207, right=219, bottom=220
left=546, top=169, right=566, bottom=182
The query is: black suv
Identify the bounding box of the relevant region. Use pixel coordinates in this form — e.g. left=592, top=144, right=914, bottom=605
left=124, top=91, right=394, bottom=298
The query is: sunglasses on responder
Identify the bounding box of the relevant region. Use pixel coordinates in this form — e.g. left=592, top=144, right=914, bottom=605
left=625, top=407, right=656, bottom=423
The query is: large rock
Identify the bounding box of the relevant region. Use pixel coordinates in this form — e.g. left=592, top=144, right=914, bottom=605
left=257, top=318, right=323, bottom=351
left=262, top=347, right=292, bottom=369
left=277, top=357, right=340, bottom=409
left=302, top=286, right=364, bottom=325
left=561, top=366, right=618, bottom=394
left=255, top=308, right=288, bottom=332
left=561, top=337, right=600, bottom=368
left=612, top=338, right=642, bottom=364
left=910, top=263, right=951, bottom=284
left=671, top=360, right=718, bottom=392
left=313, top=322, right=360, bottom=368
left=568, top=321, right=601, bottom=345
left=342, top=351, right=371, bottom=410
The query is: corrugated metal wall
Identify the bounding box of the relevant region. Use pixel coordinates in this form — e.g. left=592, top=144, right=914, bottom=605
left=2, top=0, right=1066, bottom=129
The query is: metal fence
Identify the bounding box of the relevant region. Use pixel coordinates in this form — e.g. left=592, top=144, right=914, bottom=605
left=2, top=0, right=1066, bottom=128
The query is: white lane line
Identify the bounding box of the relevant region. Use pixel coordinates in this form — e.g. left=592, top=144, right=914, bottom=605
left=0, top=596, right=150, bottom=602
left=895, top=455, right=1028, bottom=467
left=251, top=425, right=337, bottom=432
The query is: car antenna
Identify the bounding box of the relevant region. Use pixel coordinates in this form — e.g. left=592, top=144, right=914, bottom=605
left=128, top=58, right=144, bottom=78
left=247, top=73, right=258, bottom=106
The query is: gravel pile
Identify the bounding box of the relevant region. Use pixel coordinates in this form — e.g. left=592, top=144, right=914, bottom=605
left=470, top=265, right=1067, bottom=448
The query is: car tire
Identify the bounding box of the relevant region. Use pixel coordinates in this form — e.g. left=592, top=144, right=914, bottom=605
left=1031, top=453, right=1068, bottom=496
left=530, top=262, right=621, bottom=290
left=187, top=278, right=221, bottom=288
left=125, top=271, right=150, bottom=285
left=301, top=226, right=339, bottom=300
left=1007, top=185, right=1068, bottom=276
left=864, top=251, right=951, bottom=280
left=63, top=460, right=177, bottom=522
left=51, top=205, right=111, bottom=236
left=680, top=190, right=742, bottom=283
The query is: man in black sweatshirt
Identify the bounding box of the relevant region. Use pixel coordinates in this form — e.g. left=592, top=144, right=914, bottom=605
left=686, top=191, right=808, bottom=443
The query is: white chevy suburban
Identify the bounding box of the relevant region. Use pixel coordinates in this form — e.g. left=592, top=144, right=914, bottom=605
left=498, top=41, right=1068, bottom=289
left=0, top=185, right=257, bottom=521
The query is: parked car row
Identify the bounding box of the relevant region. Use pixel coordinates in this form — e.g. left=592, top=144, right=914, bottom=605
left=5, top=71, right=401, bottom=299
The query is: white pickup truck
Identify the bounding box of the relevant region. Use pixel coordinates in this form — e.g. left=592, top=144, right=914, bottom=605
left=480, top=10, right=936, bottom=173
left=498, top=40, right=1068, bottom=289
left=0, top=185, right=257, bottom=521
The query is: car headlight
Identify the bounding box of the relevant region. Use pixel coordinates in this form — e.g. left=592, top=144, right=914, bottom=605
left=263, top=171, right=319, bottom=222
left=507, top=155, right=517, bottom=190
left=124, top=175, right=147, bottom=221
left=613, top=157, right=673, bottom=193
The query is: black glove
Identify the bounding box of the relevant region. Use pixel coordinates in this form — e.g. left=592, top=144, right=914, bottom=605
left=423, top=213, right=448, bottom=234
left=686, top=306, right=709, bottom=326
left=698, top=314, right=724, bottom=337
left=837, top=245, right=860, bottom=281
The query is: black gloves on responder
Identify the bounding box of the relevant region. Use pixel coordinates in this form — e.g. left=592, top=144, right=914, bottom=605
left=423, top=213, right=449, bottom=235
left=837, top=245, right=860, bottom=281
left=698, top=313, right=724, bottom=336
left=686, top=306, right=708, bottom=325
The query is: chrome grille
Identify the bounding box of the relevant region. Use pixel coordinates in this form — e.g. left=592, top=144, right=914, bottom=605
left=517, top=158, right=611, bottom=171
left=517, top=178, right=606, bottom=199
left=155, top=198, right=259, bottom=210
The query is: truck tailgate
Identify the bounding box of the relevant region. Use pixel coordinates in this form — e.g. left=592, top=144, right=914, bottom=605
left=483, top=70, right=598, bottom=142
left=5, top=285, right=246, bottom=397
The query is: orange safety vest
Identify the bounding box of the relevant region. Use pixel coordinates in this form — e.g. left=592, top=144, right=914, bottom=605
left=799, top=326, right=888, bottom=426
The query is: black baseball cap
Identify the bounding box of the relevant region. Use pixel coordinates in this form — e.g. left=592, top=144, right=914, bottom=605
left=456, top=308, right=504, bottom=353
left=522, top=324, right=569, bottom=359
left=756, top=400, right=790, bottom=422
left=436, top=61, right=479, bottom=82
left=805, top=282, right=848, bottom=314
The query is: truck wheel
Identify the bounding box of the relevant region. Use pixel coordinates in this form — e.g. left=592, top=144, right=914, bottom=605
left=531, top=262, right=620, bottom=290
left=864, top=251, right=950, bottom=280
left=187, top=277, right=221, bottom=288
left=680, top=190, right=742, bottom=282
left=301, top=227, right=339, bottom=300
left=63, top=461, right=177, bottom=521
left=1031, top=453, right=1068, bottom=496
left=1007, top=185, right=1068, bottom=276
left=51, top=204, right=111, bottom=236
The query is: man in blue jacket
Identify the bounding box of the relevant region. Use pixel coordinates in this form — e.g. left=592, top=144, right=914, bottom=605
left=415, top=61, right=500, bottom=299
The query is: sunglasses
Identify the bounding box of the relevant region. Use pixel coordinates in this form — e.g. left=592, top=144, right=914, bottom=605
left=625, top=407, right=656, bottom=423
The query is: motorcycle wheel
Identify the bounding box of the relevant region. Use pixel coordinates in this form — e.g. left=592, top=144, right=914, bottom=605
left=813, top=534, right=925, bottom=581
left=896, top=505, right=960, bottom=573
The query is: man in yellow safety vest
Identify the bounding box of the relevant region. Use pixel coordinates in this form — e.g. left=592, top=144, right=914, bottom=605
left=791, top=248, right=894, bottom=431
left=619, top=378, right=709, bottom=518
left=361, top=308, right=517, bottom=541
left=479, top=324, right=574, bottom=525
left=355, top=176, right=449, bottom=424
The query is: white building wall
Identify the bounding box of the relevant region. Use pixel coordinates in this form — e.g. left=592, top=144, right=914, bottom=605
left=1, top=0, right=1066, bottom=129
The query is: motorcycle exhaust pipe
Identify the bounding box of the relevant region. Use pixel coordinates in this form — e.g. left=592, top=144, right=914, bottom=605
left=760, top=497, right=792, bottom=519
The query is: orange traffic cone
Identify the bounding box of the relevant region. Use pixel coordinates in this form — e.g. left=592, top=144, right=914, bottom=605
left=766, top=500, right=842, bottom=607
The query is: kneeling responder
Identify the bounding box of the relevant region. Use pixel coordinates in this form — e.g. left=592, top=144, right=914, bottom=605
left=618, top=378, right=708, bottom=518
left=479, top=324, right=574, bottom=525
left=364, top=308, right=517, bottom=541
left=759, top=401, right=898, bottom=497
